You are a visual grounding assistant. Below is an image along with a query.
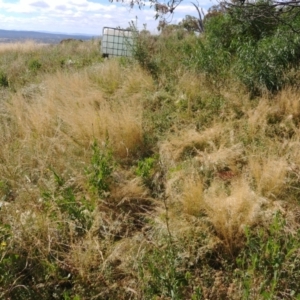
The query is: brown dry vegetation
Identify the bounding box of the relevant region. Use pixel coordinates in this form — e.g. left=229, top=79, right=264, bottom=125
left=0, top=36, right=300, bottom=300
left=0, top=40, right=47, bottom=53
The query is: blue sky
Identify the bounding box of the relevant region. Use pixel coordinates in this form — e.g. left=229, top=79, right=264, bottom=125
left=0, top=0, right=215, bottom=35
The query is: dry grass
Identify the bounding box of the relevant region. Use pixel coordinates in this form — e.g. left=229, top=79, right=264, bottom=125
left=159, top=126, right=223, bottom=168
left=65, top=216, right=105, bottom=279
left=160, top=108, right=290, bottom=255
left=176, top=71, right=206, bottom=115
left=195, top=143, right=244, bottom=174
left=5, top=67, right=145, bottom=161
left=247, top=99, right=270, bottom=138
left=204, top=178, right=264, bottom=254
left=0, top=40, right=47, bottom=53
left=1, top=38, right=300, bottom=299
left=274, top=88, right=300, bottom=119
left=121, top=64, right=155, bottom=96
left=89, top=59, right=124, bottom=94
left=0, top=56, right=154, bottom=297
left=248, top=155, right=288, bottom=199
left=177, top=71, right=202, bottom=100
left=181, top=175, right=204, bottom=217
left=168, top=170, right=270, bottom=255
left=89, top=59, right=155, bottom=97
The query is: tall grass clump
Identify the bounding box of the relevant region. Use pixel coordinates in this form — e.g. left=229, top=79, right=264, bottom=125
left=7, top=68, right=145, bottom=161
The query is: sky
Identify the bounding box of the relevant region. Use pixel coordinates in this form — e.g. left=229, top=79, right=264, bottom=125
left=0, top=0, right=216, bottom=35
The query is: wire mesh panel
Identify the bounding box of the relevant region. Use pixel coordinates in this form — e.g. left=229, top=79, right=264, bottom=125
left=101, top=27, right=134, bottom=57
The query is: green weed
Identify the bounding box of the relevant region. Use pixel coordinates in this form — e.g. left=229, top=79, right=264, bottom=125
left=86, top=140, right=114, bottom=197
left=135, top=156, right=156, bottom=181
left=0, top=70, right=9, bottom=87
left=138, top=242, right=190, bottom=299
left=236, top=213, right=300, bottom=299
left=28, top=58, right=42, bottom=73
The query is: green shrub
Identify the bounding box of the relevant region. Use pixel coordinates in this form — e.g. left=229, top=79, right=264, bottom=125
left=133, top=33, right=159, bottom=78
left=42, top=169, right=95, bottom=235
left=234, top=33, right=300, bottom=94
left=138, top=242, right=191, bottom=299
left=133, top=28, right=200, bottom=84
left=0, top=70, right=9, bottom=87
left=192, top=38, right=231, bottom=85
left=28, top=58, right=42, bottom=72
left=85, top=140, right=114, bottom=197
left=200, top=4, right=300, bottom=94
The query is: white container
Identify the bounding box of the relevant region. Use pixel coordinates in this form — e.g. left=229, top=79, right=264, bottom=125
left=101, top=27, right=134, bottom=57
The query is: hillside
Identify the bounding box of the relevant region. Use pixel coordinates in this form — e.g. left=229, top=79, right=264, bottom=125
left=0, top=10, right=300, bottom=299
left=0, top=29, right=98, bottom=44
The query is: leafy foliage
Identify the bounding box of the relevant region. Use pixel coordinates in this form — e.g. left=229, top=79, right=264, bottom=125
left=138, top=242, right=190, bottom=299
left=86, top=140, right=114, bottom=197
left=198, top=3, right=300, bottom=93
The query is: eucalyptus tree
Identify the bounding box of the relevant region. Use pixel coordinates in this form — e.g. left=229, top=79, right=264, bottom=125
left=110, top=0, right=205, bottom=31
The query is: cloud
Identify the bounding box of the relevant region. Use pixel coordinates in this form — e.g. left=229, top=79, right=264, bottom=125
left=68, top=0, right=88, bottom=7
left=55, top=5, right=67, bottom=10
left=175, top=3, right=209, bottom=15
left=1, top=0, right=19, bottom=3
left=30, top=1, right=49, bottom=8
left=0, top=0, right=216, bottom=35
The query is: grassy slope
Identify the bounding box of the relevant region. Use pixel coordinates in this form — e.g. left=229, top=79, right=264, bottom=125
left=0, top=38, right=300, bottom=299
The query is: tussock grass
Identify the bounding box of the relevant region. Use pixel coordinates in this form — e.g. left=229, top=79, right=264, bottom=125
left=249, top=155, right=288, bottom=199
left=6, top=68, right=145, bottom=160
left=159, top=126, right=223, bottom=167
left=274, top=88, right=300, bottom=120
left=204, top=178, right=264, bottom=254
left=181, top=175, right=204, bottom=217
left=246, top=99, right=270, bottom=137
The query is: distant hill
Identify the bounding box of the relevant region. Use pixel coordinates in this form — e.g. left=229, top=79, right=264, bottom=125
left=0, top=29, right=100, bottom=44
